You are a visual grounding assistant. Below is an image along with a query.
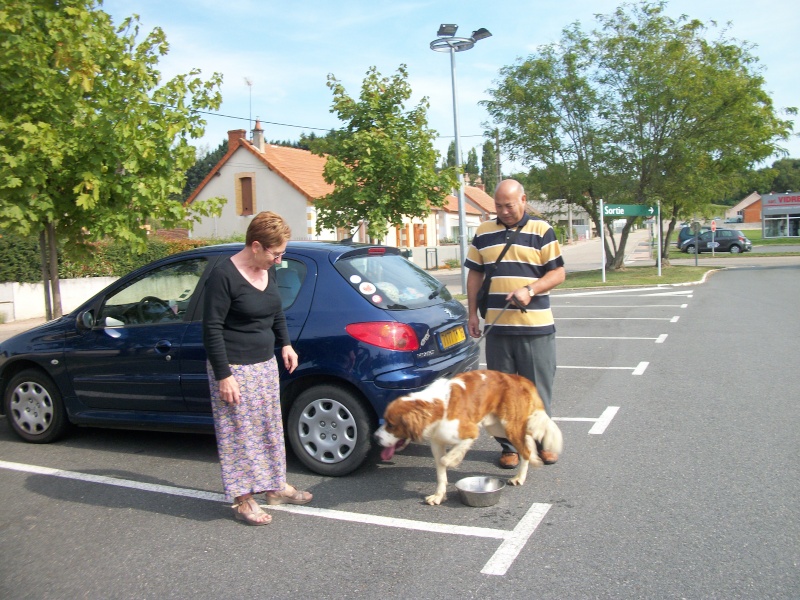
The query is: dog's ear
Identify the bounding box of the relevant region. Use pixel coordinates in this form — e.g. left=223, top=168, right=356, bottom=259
left=395, top=403, right=431, bottom=440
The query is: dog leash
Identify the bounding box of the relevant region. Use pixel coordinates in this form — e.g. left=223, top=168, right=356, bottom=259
left=477, top=297, right=526, bottom=343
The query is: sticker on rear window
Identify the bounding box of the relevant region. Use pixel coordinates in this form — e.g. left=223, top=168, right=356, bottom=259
left=359, top=282, right=376, bottom=295
left=371, top=294, right=382, bottom=303
left=350, top=275, right=362, bottom=284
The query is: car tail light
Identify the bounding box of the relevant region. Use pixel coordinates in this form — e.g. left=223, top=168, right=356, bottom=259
left=346, top=322, right=419, bottom=351
left=367, top=247, right=386, bottom=255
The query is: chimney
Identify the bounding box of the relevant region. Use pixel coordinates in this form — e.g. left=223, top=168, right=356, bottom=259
left=228, top=129, right=247, bottom=148
left=252, top=120, right=265, bottom=152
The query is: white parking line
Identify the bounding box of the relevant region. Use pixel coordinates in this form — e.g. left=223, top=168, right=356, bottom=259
left=588, top=406, right=620, bottom=434
left=0, top=459, right=548, bottom=577
left=556, top=317, right=678, bottom=321
left=559, top=335, right=667, bottom=343
left=555, top=304, right=687, bottom=308
left=481, top=503, right=551, bottom=575
left=558, top=361, right=649, bottom=374
left=557, top=287, right=692, bottom=297
left=554, top=406, right=620, bottom=435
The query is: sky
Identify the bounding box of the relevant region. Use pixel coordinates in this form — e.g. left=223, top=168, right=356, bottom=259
left=101, top=0, right=800, bottom=173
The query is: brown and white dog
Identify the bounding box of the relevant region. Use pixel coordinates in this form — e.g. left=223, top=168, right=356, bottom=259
left=375, top=369, right=563, bottom=505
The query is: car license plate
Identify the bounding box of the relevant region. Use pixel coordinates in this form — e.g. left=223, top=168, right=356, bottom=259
left=439, top=325, right=466, bottom=350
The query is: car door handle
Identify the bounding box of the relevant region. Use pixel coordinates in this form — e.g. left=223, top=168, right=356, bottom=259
left=155, top=340, right=172, bottom=354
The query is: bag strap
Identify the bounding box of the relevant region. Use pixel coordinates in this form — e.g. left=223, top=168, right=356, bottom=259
left=479, top=224, right=524, bottom=293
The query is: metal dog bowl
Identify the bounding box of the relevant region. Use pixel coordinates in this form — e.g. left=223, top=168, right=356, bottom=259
left=454, top=476, right=506, bottom=507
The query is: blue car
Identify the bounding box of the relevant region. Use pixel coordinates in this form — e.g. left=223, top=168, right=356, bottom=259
left=0, top=241, right=479, bottom=476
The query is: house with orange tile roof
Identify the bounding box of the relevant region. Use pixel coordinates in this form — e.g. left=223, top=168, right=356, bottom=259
left=186, top=124, right=476, bottom=251
left=186, top=125, right=338, bottom=240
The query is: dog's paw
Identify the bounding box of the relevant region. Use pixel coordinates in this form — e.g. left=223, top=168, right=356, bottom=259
left=507, top=475, right=526, bottom=486
left=425, top=493, right=446, bottom=505
left=440, top=454, right=463, bottom=468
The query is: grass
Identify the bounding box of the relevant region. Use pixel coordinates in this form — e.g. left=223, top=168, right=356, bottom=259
left=450, top=265, right=718, bottom=299
left=561, top=265, right=716, bottom=288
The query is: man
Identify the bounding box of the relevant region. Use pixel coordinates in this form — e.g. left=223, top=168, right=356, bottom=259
left=465, top=179, right=566, bottom=468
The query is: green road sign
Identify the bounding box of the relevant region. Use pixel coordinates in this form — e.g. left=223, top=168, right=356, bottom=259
left=603, top=204, right=656, bottom=217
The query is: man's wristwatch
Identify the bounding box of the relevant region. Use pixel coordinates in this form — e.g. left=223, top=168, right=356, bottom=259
left=526, top=284, right=535, bottom=297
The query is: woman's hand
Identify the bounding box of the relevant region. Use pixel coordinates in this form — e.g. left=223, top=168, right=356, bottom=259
left=282, top=345, right=299, bottom=374
left=218, top=375, right=241, bottom=405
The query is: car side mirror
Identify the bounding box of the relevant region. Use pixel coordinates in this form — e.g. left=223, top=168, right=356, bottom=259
left=77, top=310, right=95, bottom=330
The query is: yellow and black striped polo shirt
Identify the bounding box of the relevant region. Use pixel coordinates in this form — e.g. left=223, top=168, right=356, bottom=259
left=465, top=214, right=564, bottom=335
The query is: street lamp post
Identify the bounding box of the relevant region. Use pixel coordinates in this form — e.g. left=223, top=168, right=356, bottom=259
left=430, top=24, right=491, bottom=296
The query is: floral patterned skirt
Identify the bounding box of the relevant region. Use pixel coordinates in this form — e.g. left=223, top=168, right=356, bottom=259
left=207, top=358, right=286, bottom=502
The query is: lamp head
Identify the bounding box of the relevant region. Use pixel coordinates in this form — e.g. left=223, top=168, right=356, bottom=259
left=471, top=28, right=492, bottom=42
left=437, top=24, right=458, bottom=37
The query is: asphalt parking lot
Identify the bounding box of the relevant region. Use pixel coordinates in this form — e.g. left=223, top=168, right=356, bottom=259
left=1, top=249, right=799, bottom=598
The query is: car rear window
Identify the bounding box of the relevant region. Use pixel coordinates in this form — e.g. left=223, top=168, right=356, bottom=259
left=334, top=253, right=452, bottom=310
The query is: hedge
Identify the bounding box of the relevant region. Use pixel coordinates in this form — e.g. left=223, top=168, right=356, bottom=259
left=0, top=233, right=240, bottom=283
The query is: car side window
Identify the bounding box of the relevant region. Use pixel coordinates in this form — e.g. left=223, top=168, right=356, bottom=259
left=276, top=259, right=307, bottom=310
left=97, top=258, right=209, bottom=326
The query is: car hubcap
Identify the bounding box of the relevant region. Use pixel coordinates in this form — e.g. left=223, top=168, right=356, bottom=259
left=10, top=381, right=53, bottom=434
left=295, top=398, right=357, bottom=464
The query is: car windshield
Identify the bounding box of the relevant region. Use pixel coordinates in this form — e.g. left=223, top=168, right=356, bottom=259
left=334, top=253, right=452, bottom=310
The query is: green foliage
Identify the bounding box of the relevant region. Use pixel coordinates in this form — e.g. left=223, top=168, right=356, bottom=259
left=0, top=233, right=239, bottom=282
left=483, top=1, right=794, bottom=268
left=299, top=129, right=348, bottom=155
left=465, top=148, right=479, bottom=178
left=481, top=139, right=499, bottom=194
left=442, top=140, right=456, bottom=170
left=443, top=258, right=460, bottom=269
left=766, top=158, right=800, bottom=193
left=0, top=233, right=43, bottom=283
left=182, top=139, right=228, bottom=201
left=0, top=0, right=225, bottom=273
left=313, top=65, right=458, bottom=240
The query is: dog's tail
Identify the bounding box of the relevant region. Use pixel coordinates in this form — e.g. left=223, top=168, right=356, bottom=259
left=528, top=410, right=563, bottom=456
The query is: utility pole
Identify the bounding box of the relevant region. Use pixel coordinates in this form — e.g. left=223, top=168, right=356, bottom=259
left=244, top=77, right=253, bottom=136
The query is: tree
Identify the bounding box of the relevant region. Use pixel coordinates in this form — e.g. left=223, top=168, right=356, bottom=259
left=313, top=65, right=457, bottom=240
left=0, top=0, right=223, bottom=316
left=483, top=1, right=794, bottom=268
left=481, top=139, right=498, bottom=194
left=182, top=139, right=228, bottom=201
left=768, top=158, right=800, bottom=193
left=441, top=140, right=457, bottom=171
left=465, top=147, right=479, bottom=181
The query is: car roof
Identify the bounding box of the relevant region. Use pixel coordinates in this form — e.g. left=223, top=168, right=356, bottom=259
left=169, top=240, right=400, bottom=260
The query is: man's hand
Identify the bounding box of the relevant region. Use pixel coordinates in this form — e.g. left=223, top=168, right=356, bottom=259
left=468, top=313, right=482, bottom=338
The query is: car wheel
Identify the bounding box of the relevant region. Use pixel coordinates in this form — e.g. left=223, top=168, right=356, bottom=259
left=685, top=244, right=696, bottom=254
left=730, top=245, right=741, bottom=254
left=287, top=384, right=376, bottom=476
left=4, top=369, right=70, bottom=443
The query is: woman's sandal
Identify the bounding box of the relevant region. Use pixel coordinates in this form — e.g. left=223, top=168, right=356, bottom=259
left=265, top=485, right=313, bottom=506
left=232, top=497, right=272, bottom=526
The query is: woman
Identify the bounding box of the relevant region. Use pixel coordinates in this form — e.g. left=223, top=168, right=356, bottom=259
left=203, top=211, right=312, bottom=526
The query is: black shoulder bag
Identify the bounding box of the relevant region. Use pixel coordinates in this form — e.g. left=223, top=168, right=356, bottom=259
left=476, top=224, right=523, bottom=318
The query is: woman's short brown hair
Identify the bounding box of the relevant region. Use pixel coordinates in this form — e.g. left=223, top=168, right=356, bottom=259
left=245, top=211, right=291, bottom=248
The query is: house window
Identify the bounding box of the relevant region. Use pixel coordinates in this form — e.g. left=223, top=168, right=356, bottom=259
left=413, top=223, right=426, bottom=247
left=235, top=173, right=256, bottom=216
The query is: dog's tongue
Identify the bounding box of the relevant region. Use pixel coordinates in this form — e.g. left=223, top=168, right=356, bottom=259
left=381, top=440, right=406, bottom=461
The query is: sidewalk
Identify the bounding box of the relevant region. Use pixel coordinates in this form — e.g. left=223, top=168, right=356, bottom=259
left=0, top=316, right=50, bottom=343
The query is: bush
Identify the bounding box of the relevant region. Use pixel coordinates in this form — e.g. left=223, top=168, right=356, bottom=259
left=0, top=232, right=238, bottom=283
left=0, top=233, right=43, bottom=283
